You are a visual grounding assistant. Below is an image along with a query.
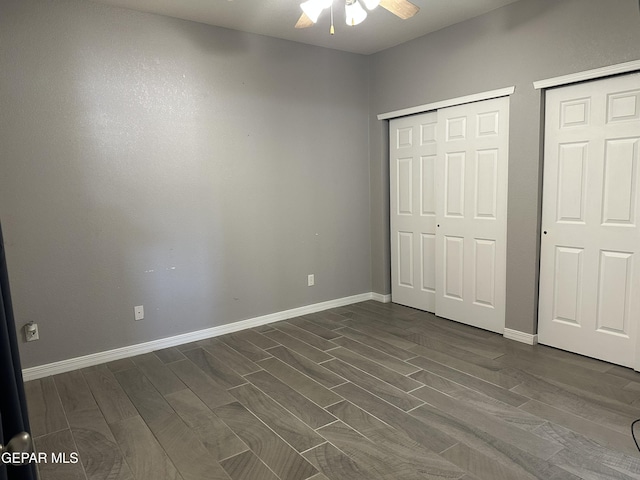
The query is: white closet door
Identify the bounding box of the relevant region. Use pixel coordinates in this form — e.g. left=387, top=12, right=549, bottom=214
left=390, top=112, right=438, bottom=312
left=435, top=97, right=510, bottom=334
left=538, top=73, right=640, bottom=368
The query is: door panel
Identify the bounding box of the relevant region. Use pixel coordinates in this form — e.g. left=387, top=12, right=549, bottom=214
left=596, top=250, right=632, bottom=334
left=552, top=246, right=583, bottom=326
left=435, top=97, right=509, bottom=334
left=473, top=239, right=496, bottom=307
left=421, top=156, right=436, bottom=215
left=390, top=111, right=438, bottom=312
left=556, top=142, right=588, bottom=223
left=475, top=149, right=498, bottom=219
left=397, top=232, right=413, bottom=287
left=445, top=152, right=465, bottom=217
left=421, top=233, right=436, bottom=294
left=444, top=235, right=464, bottom=300
left=538, top=73, right=640, bottom=368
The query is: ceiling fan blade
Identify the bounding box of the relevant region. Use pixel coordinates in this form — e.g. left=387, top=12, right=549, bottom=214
left=295, top=12, right=315, bottom=28
left=380, top=0, right=419, bottom=19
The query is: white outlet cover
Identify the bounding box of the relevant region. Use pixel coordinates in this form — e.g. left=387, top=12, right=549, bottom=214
left=25, top=323, right=39, bottom=342
left=134, top=305, right=144, bottom=321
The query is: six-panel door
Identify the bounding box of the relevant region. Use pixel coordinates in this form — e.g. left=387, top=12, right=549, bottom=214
left=435, top=97, right=509, bottom=334
left=390, top=111, right=438, bottom=312
left=538, top=73, right=640, bottom=368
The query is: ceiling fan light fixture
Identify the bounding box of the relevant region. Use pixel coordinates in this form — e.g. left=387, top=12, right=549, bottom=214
left=300, top=0, right=332, bottom=23
left=362, top=0, right=380, bottom=10
left=345, top=0, right=367, bottom=26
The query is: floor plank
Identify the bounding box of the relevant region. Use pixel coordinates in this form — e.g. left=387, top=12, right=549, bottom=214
left=327, top=346, right=422, bottom=392
left=34, top=429, right=87, bottom=480
left=326, top=400, right=465, bottom=479
left=409, top=344, right=517, bottom=387
left=110, top=416, right=182, bottom=480
left=115, top=366, right=231, bottom=480
left=410, top=403, right=576, bottom=479
left=330, top=335, right=420, bottom=376
left=220, top=450, right=280, bottom=480
left=509, top=370, right=638, bottom=434
left=341, top=318, right=419, bottom=352
left=24, top=377, right=68, bottom=438
left=54, top=371, right=133, bottom=480
left=232, top=328, right=280, bottom=350
left=164, top=389, right=247, bottom=461
left=409, top=385, right=562, bottom=460
left=202, top=338, right=262, bottom=376
left=332, top=382, right=457, bottom=454
left=218, top=332, right=273, bottom=362
left=131, top=353, right=187, bottom=395
left=82, top=368, right=138, bottom=425
left=334, top=326, right=416, bottom=361
left=228, top=382, right=325, bottom=452
left=409, top=356, right=526, bottom=406
left=214, top=402, right=317, bottom=480
left=300, top=312, right=348, bottom=331
left=151, top=414, right=232, bottom=480
left=153, top=347, right=186, bottom=364
left=287, top=317, right=343, bottom=340
left=533, top=422, right=640, bottom=478
left=263, top=329, right=333, bottom=363
left=441, top=442, right=543, bottom=480
left=322, top=358, right=423, bottom=411
left=272, top=322, right=337, bottom=351
left=519, top=399, right=638, bottom=456
left=317, top=420, right=425, bottom=479
left=244, top=370, right=336, bottom=429
left=267, top=345, right=346, bottom=389
left=168, top=359, right=235, bottom=410
left=182, top=348, right=246, bottom=390
left=257, top=356, right=343, bottom=408
left=302, top=442, right=371, bottom=480
left=547, top=448, right=637, bottom=480
left=416, top=380, right=545, bottom=432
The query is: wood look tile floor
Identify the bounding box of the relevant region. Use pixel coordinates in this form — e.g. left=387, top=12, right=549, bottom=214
left=25, top=301, right=640, bottom=480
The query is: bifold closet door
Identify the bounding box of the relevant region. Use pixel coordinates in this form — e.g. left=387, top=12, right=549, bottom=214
left=435, top=97, right=509, bottom=334
left=538, top=73, right=640, bottom=368
left=390, top=111, right=438, bottom=312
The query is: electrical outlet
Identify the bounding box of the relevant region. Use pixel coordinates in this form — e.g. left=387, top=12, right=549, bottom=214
left=25, top=322, right=39, bottom=342
left=134, top=305, right=144, bottom=321
left=307, top=274, right=315, bottom=287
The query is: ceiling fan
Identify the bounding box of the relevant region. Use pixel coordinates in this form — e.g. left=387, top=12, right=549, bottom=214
left=295, top=0, right=419, bottom=33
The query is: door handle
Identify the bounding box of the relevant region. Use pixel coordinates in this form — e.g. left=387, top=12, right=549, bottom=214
left=1, top=432, right=33, bottom=465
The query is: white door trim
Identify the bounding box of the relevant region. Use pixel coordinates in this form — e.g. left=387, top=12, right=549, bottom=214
left=533, top=59, right=640, bottom=90
left=378, top=86, right=515, bottom=121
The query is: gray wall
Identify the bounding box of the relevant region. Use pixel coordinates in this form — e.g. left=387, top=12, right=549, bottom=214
left=369, top=0, right=640, bottom=334
left=0, top=0, right=371, bottom=368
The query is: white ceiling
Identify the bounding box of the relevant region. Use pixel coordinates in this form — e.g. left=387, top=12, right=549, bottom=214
left=88, top=0, right=522, bottom=55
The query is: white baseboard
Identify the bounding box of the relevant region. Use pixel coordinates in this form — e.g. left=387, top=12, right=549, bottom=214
left=503, top=328, right=538, bottom=346
left=371, top=292, right=391, bottom=303
left=22, top=292, right=374, bottom=381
